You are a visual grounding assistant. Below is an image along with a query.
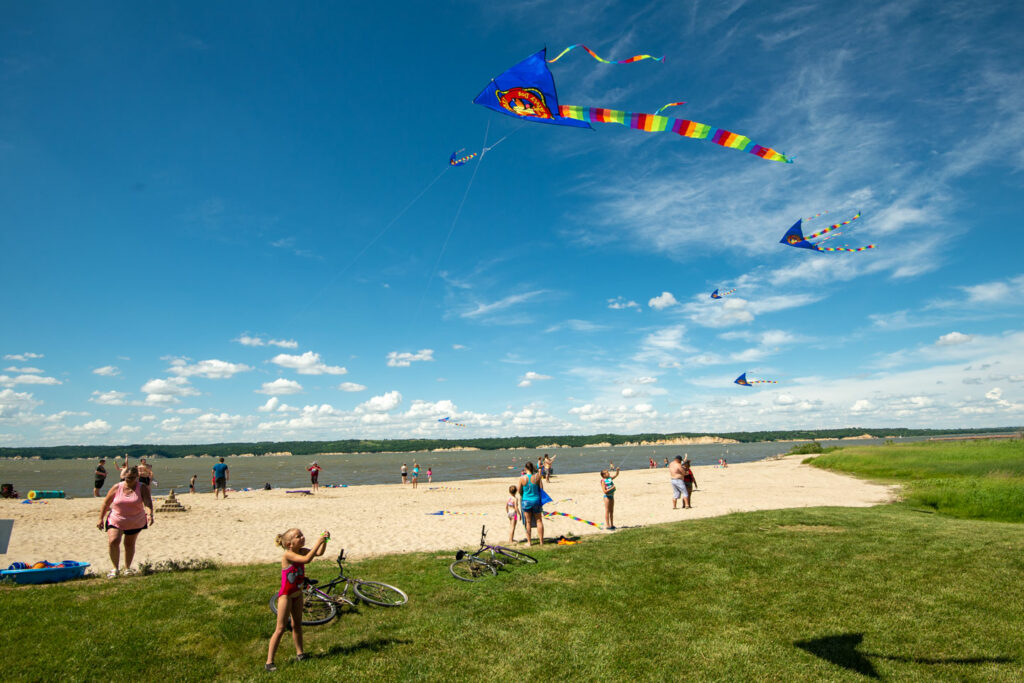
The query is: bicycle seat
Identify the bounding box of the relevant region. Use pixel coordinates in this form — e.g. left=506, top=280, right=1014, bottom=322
left=455, top=550, right=466, bottom=560
left=306, top=578, right=319, bottom=585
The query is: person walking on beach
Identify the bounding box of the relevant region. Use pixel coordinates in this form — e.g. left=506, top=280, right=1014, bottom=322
left=411, top=462, right=420, bottom=489
left=97, top=466, right=154, bottom=578
left=505, top=485, right=520, bottom=544
left=401, top=463, right=408, bottom=484
left=213, top=457, right=229, bottom=499
left=266, top=528, right=330, bottom=672
left=189, top=474, right=197, bottom=494
left=93, top=458, right=107, bottom=497
left=518, top=462, right=545, bottom=546
left=427, top=466, right=433, bottom=483
left=601, top=466, right=621, bottom=530
left=669, top=456, right=688, bottom=509
left=682, top=461, right=697, bottom=507
left=307, top=462, right=322, bottom=493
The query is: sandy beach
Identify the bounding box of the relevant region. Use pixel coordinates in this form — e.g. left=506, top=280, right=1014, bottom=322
left=1, top=455, right=897, bottom=572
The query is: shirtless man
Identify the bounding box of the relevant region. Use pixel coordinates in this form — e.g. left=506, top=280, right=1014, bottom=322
left=669, top=455, right=688, bottom=509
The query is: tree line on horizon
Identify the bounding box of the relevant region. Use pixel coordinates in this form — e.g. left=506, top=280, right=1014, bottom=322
left=0, top=427, right=1019, bottom=460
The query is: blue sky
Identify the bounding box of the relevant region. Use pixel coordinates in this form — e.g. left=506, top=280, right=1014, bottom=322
left=2, top=0, right=1023, bottom=446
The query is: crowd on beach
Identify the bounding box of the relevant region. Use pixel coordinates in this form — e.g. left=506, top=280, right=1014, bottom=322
left=82, top=448, right=717, bottom=669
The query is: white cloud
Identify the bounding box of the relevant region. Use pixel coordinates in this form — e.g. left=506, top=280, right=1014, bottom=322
left=337, top=382, right=367, bottom=392
left=452, top=344, right=467, bottom=350
left=0, top=374, right=62, bottom=387
left=5, top=366, right=43, bottom=374
left=257, top=378, right=304, bottom=395
left=936, top=331, right=973, bottom=346
left=168, top=358, right=252, bottom=379
left=386, top=349, right=434, bottom=368
left=648, top=291, right=679, bottom=310
left=258, top=397, right=281, bottom=412
left=118, top=425, right=141, bottom=434
left=635, top=376, right=657, bottom=384
left=608, top=296, right=641, bottom=311
left=460, top=290, right=546, bottom=319
left=140, top=377, right=199, bottom=405
left=3, top=352, right=43, bottom=361
left=0, top=388, right=41, bottom=419
left=358, top=391, right=402, bottom=413
left=235, top=335, right=299, bottom=348
left=850, top=399, right=874, bottom=413
left=518, top=371, right=553, bottom=387
left=960, top=274, right=1024, bottom=305
left=93, top=365, right=120, bottom=376
left=90, top=390, right=130, bottom=406
left=271, top=351, right=347, bottom=375
left=236, top=334, right=265, bottom=347
left=545, top=319, right=607, bottom=333
left=69, top=419, right=111, bottom=435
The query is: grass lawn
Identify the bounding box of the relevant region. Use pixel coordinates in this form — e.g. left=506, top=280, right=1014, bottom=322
left=810, top=440, right=1024, bottom=522
left=3, top=503, right=1023, bottom=681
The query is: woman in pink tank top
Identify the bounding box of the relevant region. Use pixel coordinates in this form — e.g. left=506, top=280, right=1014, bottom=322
left=97, top=466, right=154, bottom=578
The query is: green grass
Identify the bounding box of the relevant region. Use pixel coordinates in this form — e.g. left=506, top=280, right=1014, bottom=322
left=809, top=440, right=1024, bottom=522
left=3, top=505, right=1024, bottom=681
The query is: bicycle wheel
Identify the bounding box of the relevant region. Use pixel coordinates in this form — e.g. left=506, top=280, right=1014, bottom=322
left=269, top=590, right=337, bottom=626
left=494, top=546, right=537, bottom=565
left=354, top=580, right=408, bottom=606
left=449, top=556, right=498, bottom=582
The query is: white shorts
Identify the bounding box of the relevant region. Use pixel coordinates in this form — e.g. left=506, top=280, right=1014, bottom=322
left=671, top=479, right=688, bottom=500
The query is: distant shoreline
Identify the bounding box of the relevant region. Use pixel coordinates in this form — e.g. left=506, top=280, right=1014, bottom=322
left=0, top=427, right=1019, bottom=460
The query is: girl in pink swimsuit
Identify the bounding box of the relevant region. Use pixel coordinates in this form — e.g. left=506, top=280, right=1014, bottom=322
left=266, top=528, right=330, bottom=671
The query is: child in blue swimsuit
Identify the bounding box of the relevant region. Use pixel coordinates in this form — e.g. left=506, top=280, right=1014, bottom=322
left=600, top=466, right=621, bottom=530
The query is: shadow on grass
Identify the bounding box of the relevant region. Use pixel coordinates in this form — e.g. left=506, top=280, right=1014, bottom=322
left=318, top=637, right=412, bottom=658
left=795, top=633, right=1014, bottom=679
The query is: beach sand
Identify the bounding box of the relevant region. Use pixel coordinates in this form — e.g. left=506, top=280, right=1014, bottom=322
left=1, top=455, right=897, bottom=572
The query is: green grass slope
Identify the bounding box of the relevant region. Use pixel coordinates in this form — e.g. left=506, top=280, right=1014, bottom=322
left=3, top=506, right=1023, bottom=681
left=810, top=440, right=1024, bottom=522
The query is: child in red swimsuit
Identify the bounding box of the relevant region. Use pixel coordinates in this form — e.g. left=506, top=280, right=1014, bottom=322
left=266, top=528, right=330, bottom=671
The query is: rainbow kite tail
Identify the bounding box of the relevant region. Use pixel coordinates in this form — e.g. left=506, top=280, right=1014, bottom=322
left=654, top=101, right=687, bottom=115
left=558, top=105, right=792, bottom=163
left=547, top=44, right=665, bottom=65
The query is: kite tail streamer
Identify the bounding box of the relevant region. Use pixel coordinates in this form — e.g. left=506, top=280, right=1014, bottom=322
left=804, top=211, right=829, bottom=222
left=655, top=101, right=687, bottom=115
left=806, top=212, right=860, bottom=239
left=558, top=105, right=792, bottom=162
left=816, top=245, right=875, bottom=252
left=543, top=510, right=603, bottom=528
left=449, top=151, right=478, bottom=166
left=749, top=380, right=778, bottom=384
left=547, top=44, right=664, bottom=64
left=717, top=288, right=737, bottom=297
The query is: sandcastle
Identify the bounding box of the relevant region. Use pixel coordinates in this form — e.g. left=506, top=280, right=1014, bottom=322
left=156, top=489, right=188, bottom=513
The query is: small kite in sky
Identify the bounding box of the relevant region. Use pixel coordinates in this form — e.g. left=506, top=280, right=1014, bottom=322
left=438, top=417, right=467, bottom=427
left=780, top=212, right=875, bottom=252
left=710, top=288, right=737, bottom=299
left=734, top=372, right=777, bottom=386
left=473, top=47, right=791, bottom=162
left=449, top=149, right=478, bottom=166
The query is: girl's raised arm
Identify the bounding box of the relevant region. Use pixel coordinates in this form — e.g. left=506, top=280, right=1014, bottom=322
left=285, top=533, right=330, bottom=564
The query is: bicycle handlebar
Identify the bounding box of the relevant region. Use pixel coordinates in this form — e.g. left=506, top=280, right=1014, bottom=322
left=336, top=549, right=346, bottom=565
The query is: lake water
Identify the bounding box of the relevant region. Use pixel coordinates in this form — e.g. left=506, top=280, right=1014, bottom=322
left=0, top=437, right=926, bottom=498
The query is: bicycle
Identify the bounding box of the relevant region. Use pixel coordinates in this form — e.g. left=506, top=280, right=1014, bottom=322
left=270, top=549, right=408, bottom=625
left=449, top=525, right=537, bottom=581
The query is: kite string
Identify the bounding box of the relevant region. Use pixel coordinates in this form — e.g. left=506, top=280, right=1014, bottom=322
left=413, top=121, right=490, bottom=325
left=285, top=164, right=450, bottom=326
